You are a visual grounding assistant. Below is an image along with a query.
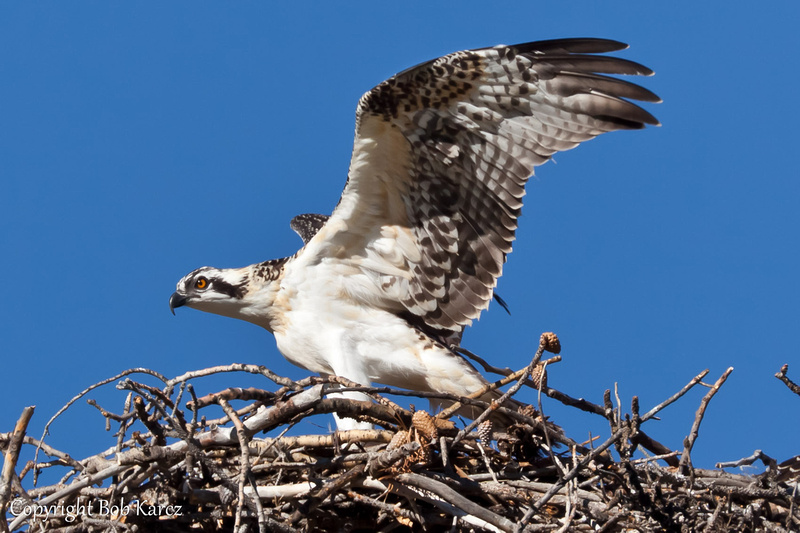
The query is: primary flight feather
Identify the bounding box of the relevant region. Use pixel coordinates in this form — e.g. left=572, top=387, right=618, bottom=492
left=170, top=38, right=659, bottom=428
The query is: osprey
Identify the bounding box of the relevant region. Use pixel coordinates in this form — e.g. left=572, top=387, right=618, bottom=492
left=170, top=38, right=659, bottom=428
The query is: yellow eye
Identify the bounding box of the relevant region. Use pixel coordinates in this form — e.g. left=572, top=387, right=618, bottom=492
left=195, top=277, right=208, bottom=290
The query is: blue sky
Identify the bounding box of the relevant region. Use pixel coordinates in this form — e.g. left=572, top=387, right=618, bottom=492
left=1, top=3, right=798, bottom=474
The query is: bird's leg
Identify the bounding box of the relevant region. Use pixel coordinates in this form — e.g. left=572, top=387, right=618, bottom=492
left=319, top=372, right=375, bottom=431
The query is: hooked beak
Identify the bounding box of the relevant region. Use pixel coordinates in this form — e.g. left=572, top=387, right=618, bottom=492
left=169, top=292, right=187, bottom=315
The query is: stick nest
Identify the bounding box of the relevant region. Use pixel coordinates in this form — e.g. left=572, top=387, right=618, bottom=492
left=1, top=333, right=799, bottom=532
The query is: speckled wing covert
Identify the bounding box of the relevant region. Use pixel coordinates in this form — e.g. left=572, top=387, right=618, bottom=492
left=290, top=213, right=330, bottom=245
left=306, top=38, right=659, bottom=340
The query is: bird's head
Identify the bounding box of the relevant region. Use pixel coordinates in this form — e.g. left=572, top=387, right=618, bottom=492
left=170, top=259, right=286, bottom=332
left=169, top=266, right=251, bottom=320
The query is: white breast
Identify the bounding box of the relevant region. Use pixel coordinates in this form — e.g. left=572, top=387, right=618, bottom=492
left=272, top=258, right=487, bottom=397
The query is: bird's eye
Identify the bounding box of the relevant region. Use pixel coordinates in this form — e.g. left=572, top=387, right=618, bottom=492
left=195, top=277, right=209, bottom=290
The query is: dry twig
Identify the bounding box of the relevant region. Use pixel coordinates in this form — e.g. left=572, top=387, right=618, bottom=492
left=0, top=339, right=793, bottom=532
left=680, top=367, right=734, bottom=473
left=776, top=364, right=800, bottom=397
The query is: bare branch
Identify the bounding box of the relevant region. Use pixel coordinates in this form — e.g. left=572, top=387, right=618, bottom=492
left=641, top=368, right=710, bottom=423
left=0, top=406, right=34, bottom=529
left=680, top=367, right=734, bottom=473
left=775, top=364, right=800, bottom=397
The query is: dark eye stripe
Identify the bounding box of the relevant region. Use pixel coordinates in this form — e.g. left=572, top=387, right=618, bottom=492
left=209, top=278, right=246, bottom=299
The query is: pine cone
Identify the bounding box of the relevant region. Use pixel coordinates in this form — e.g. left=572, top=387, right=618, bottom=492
left=387, top=430, right=409, bottom=451
left=418, top=441, right=432, bottom=464
left=412, top=410, right=438, bottom=440
left=540, top=332, right=561, bottom=354
left=477, top=420, right=494, bottom=446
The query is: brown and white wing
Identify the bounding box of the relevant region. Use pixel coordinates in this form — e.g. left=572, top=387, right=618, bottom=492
left=290, top=213, right=330, bottom=245
left=304, top=38, right=659, bottom=340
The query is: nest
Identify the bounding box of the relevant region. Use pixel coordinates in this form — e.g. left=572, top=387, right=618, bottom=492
left=1, top=334, right=799, bottom=532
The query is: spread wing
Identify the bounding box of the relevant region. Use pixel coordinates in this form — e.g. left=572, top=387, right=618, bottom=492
left=290, top=213, right=330, bottom=245
left=302, top=38, right=659, bottom=340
